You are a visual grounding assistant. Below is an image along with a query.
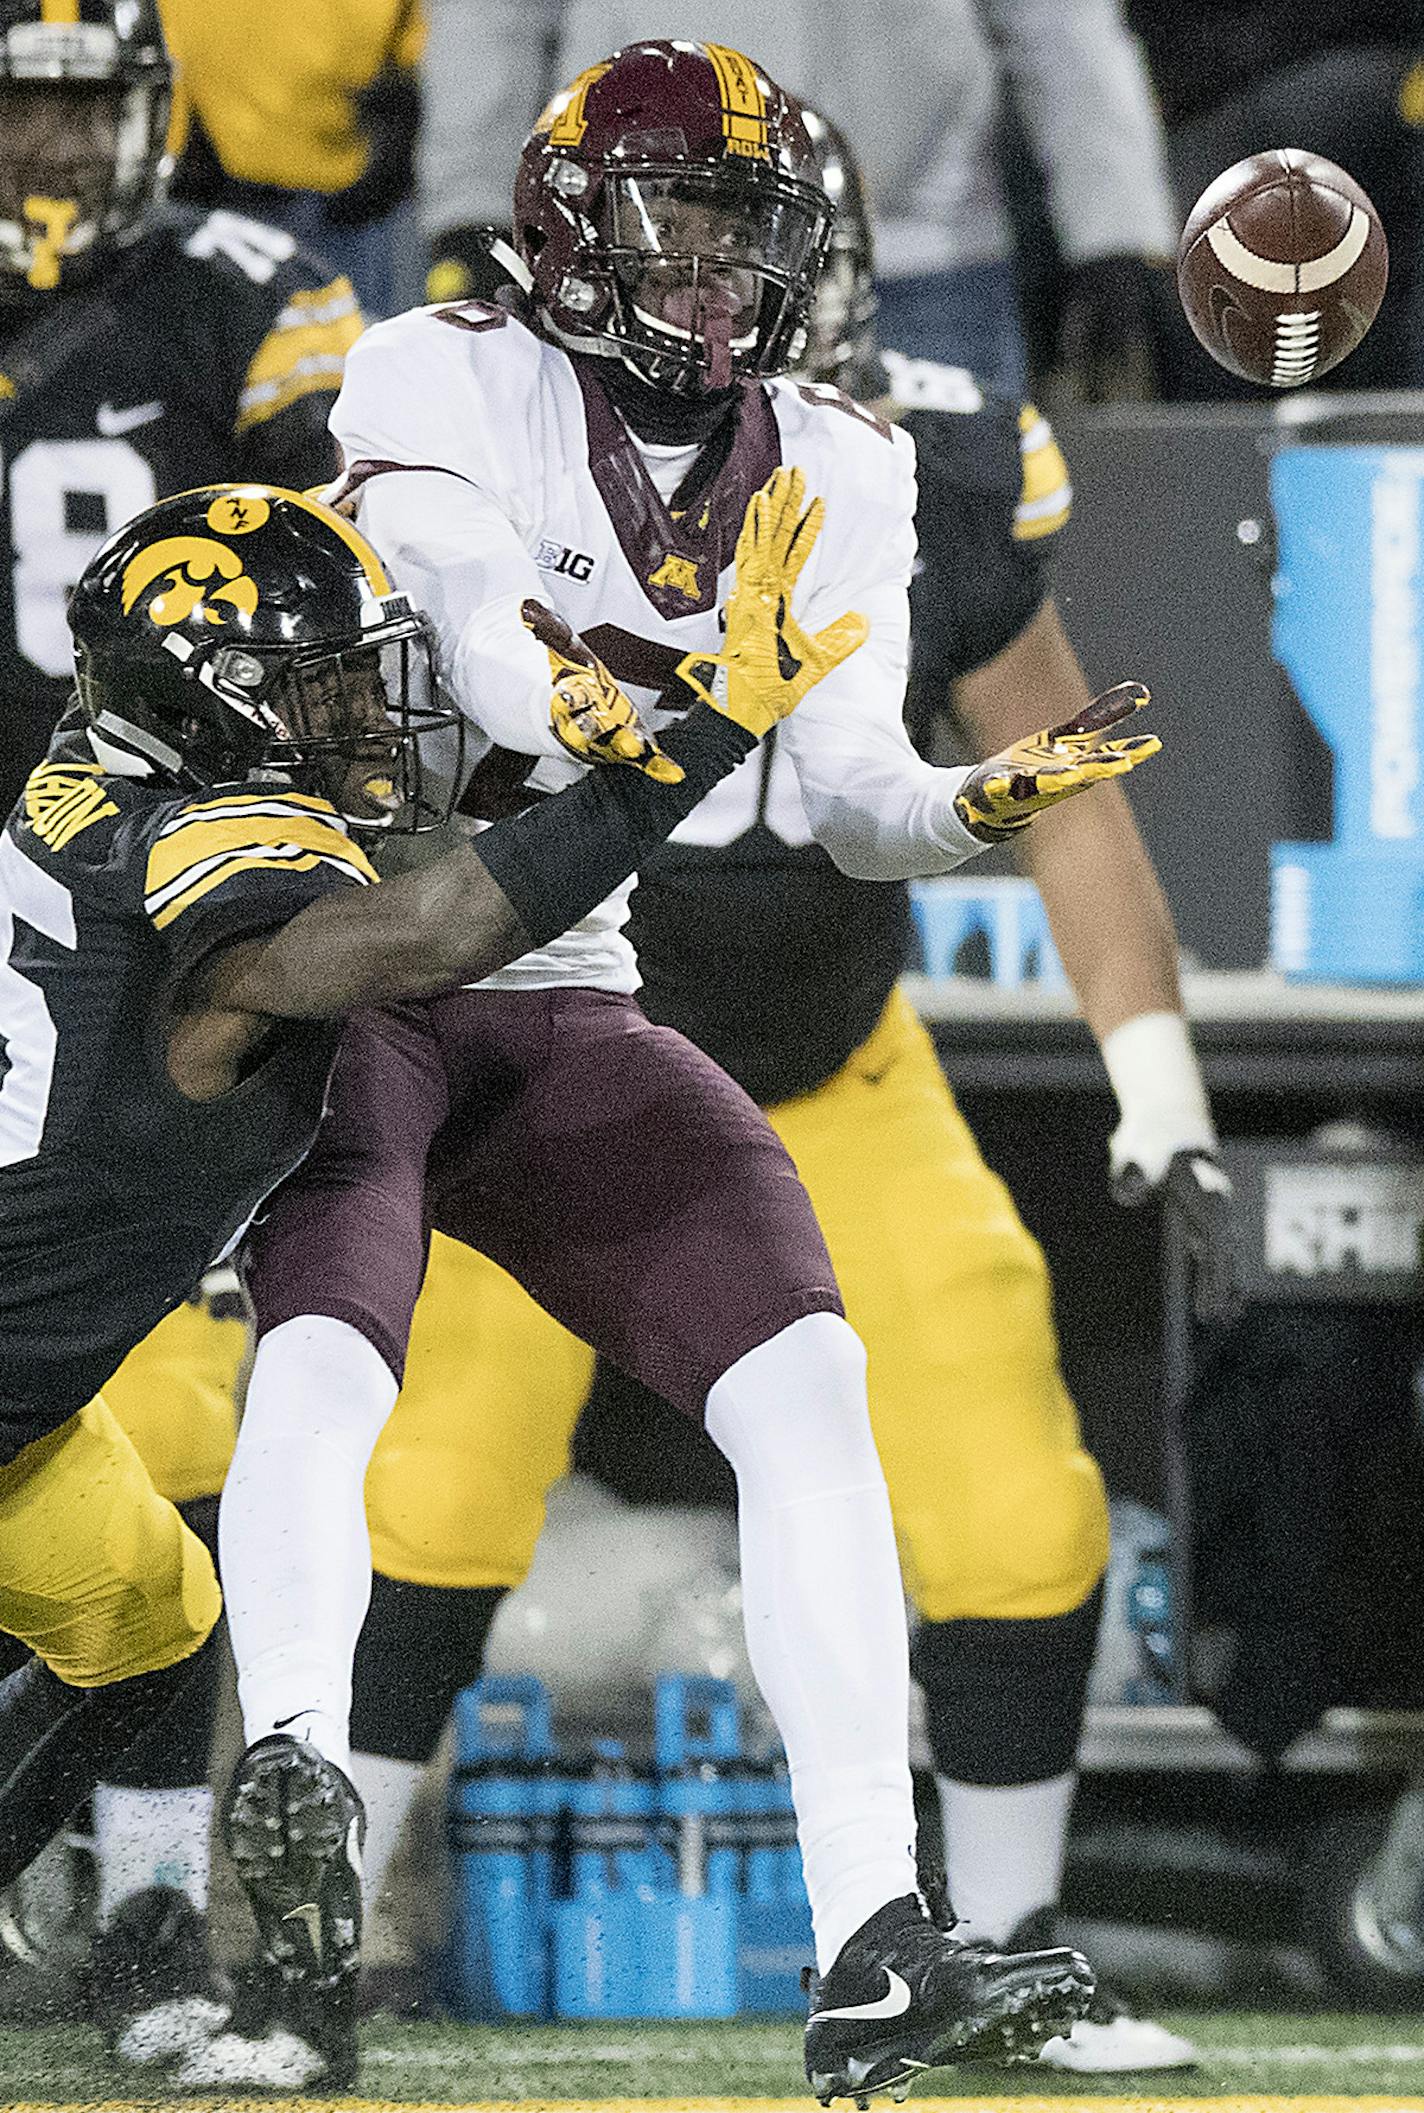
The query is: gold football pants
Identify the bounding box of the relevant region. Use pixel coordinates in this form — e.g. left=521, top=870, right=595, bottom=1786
left=101, top=1293, right=247, bottom=1504
left=366, top=987, right=1108, bottom=1622
left=0, top=1397, right=222, bottom=1687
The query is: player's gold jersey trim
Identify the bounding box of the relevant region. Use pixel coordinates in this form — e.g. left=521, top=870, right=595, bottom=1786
left=236, top=275, right=363, bottom=436
left=144, top=793, right=377, bottom=930
left=1015, top=403, right=1072, bottom=540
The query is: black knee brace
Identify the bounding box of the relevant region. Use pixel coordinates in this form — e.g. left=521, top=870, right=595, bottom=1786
left=912, top=1584, right=1104, bottom=1786
left=350, top=1575, right=506, bottom=1765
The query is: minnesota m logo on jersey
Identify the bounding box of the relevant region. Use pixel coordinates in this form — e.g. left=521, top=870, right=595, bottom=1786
left=648, top=552, right=700, bottom=599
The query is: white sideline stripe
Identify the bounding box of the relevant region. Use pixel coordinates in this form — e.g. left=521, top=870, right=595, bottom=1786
left=1207, top=204, right=1370, bottom=294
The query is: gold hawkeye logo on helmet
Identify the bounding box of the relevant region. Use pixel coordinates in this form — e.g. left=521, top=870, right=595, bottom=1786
left=121, top=536, right=261, bottom=629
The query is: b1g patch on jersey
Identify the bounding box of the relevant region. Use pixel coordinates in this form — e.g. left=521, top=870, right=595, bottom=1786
left=22, top=761, right=117, bottom=852
left=143, top=791, right=377, bottom=932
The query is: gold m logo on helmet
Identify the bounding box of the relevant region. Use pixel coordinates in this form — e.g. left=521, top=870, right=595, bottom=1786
left=649, top=553, right=700, bottom=598
left=121, top=537, right=260, bottom=629
left=539, top=61, right=611, bottom=148
left=704, top=45, right=770, bottom=163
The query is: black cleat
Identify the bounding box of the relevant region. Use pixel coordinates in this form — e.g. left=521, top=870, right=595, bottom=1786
left=220, top=1735, right=364, bottom=2089
left=83, top=1886, right=231, bottom=2066
left=803, top=1892, right=1095, bottom=2106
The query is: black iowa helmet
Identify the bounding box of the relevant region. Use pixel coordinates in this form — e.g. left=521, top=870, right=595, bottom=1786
left=0, top=0, right=173, bottom=295
left=799, top=108, right=880, bottom=394
left=68, top=485, right=461, bottom=831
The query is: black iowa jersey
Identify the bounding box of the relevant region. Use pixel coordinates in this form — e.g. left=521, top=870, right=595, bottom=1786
left=0, top=202, right=361, bottom=812
left=630, top=355, right=1073, bottom=1106
left=0, top=730, right=378, bottom=1460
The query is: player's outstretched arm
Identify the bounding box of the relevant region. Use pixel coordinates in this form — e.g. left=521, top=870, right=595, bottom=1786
left=188, top=701, right=761, bottom=1037
left=952, top=677, right=1160, bottom=841
left=955, top=597, right=1240, bottom=1322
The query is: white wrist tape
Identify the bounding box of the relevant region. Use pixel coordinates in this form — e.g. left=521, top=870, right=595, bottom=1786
left=1101, top=1009, right=1216, bottom=1186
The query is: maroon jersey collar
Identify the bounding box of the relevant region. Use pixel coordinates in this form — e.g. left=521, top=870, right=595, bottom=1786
left=571, top=358, right=781, bottom=621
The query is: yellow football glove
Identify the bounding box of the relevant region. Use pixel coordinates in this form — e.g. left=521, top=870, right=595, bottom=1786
left=953, top=681, right=1161, bottom=841
left=521, top=599, right=683, bottom=784
left=675, top=466, right=869, bottom=737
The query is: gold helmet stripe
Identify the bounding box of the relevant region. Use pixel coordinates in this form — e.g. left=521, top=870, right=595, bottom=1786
left=703, top=44, right=771, bottom=163
left=40, top=0, right=82, bottom=21
left=278, top=484, right=392, bottom=595
left=539, top=60, right=611, bottom=147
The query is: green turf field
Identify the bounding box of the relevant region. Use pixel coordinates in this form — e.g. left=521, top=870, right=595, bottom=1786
left=5, top=2010, right=1424, bottom=2108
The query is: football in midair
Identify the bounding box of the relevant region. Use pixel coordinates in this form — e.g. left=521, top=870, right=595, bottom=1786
left=1176, top=150, right=1388, bottom=387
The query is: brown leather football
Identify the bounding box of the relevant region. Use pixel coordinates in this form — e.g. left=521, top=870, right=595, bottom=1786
left=1176, top=149, right=1388, bottom=387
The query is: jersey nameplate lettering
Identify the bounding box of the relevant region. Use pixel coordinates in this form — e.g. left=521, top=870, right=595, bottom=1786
left=23, top=762, right=117, bottom=850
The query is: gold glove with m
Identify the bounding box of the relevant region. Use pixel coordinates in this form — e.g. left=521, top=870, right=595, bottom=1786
left=523, top=465, right=867, bottom=773
left=954, top=681, right=1161, bottom=841
left=677, top=466, right=868, bottom=735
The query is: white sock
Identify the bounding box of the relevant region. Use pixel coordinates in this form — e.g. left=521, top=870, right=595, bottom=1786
left=220, top=1316, right=398, bottom=1775
left=347, top=1751, right=424, bottom=1911
left=936, top=1771, right=1076, bottom=1945
left=92, top=1783, right=213, bottom=1925
left=706, top=1313, right=918, bottom=1972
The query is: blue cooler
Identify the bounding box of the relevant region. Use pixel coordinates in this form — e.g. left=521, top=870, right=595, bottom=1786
left=549, top=1743, right=659, bottom=2018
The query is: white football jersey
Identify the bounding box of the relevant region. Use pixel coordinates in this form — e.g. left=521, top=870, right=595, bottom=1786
left=331, top=300, right=980, bottom=990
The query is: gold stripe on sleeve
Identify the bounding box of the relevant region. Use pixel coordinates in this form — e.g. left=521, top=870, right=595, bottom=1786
left=235, top=277, right=364, bottom=436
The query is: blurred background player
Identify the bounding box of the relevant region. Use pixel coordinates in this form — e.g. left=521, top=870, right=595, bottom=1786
left=420, top=0, right=1179, bottom=399
left=164, top=0, right=426, bottom=318
left=0, top=0, right=361, bottom=2060
left=342, top=99, right=1233, bottom=2075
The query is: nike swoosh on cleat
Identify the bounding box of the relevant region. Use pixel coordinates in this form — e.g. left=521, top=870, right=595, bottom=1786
left=95, top=398, right=164, bottom=435
left=814, top=1968, right=912, bottom=2023
left=281, top=1901, right=323, bottom=1951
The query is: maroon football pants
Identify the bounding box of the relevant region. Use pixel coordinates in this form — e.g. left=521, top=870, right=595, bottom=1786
left=244, top=987, right=842, bottom=1415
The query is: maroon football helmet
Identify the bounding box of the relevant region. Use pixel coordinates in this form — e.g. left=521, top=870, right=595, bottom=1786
left=514, top=39, right=833, bottom=396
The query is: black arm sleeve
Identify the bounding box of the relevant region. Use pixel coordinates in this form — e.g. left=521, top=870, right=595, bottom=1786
left=472, top=708, right=756, bottom=950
